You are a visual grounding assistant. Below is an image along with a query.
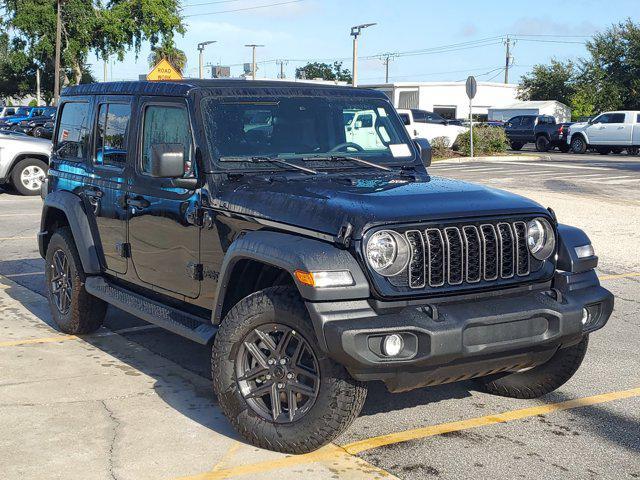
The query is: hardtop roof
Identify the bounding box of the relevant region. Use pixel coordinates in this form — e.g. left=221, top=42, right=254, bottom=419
left=61, top=79, right=387, bottom=99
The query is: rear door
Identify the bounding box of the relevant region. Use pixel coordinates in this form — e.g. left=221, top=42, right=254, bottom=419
left=127, top=97, right=201, bottom=299
left=605, top=112, right=632, bottom=145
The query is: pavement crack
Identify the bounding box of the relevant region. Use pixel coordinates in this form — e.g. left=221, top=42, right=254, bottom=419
left=101, top=400, right=121, bottom=480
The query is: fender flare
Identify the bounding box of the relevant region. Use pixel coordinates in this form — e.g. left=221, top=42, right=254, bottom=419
left=556, top=224, right=598, bottom=273
left=39, top=190, right=102, bottom=274
left=211, top=230, right=370, bottom=325
left=570, top=131, right=589, bottom=145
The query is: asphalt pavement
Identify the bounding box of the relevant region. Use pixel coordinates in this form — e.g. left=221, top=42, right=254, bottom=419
left=0, top=148, right=639, bottom=480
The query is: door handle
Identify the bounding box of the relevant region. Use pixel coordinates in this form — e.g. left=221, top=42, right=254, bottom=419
left=127, top=196, right=150, bottom=209
left=617, top=126, right=625, bottom=129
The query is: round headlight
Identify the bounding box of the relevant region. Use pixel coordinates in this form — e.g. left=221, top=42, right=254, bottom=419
left=366, top=230, right=410, bottom=276
left=527, top=218, right=555, bottom=260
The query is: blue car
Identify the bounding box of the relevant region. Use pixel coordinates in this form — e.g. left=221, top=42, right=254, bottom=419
left=0, top=106, right=48, bottom=128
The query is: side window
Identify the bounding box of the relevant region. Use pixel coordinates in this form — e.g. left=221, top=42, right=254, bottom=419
left=521, top=117, right=535, bottom=128
left=411, top=110, right=427, bottom=123
left=5, top=108, right=15, bottom=116
left=508, top=117, right=521, bottom=126
left=608, top=113, right=625, bottom=124
left=399, top=113, right=411, bottom=126
left=94, top=103, right=131, bottom=168
left=593, top=114, right=609, bottom=124
left=55, top=102, right=91, bottom=161
left=140, top=105, right=192, bottom=177
left=357, top=114, right=373, bottom=128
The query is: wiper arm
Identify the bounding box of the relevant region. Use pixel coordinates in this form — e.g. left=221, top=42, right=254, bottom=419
left=306, top=155, right=392, bottom=172
left=221, top=156, right=320, bottom=175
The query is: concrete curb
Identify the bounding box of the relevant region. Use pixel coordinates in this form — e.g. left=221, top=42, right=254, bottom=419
left=434, top=154, right=543, bottom=164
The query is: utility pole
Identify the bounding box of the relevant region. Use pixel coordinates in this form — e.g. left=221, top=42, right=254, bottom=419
left=53, top=0, right=62, bottom=105
left=350, top=23, right=376, bottom=87
left=504, top=35, right=512, bottom=84
left=380, top=52, right=397, bottom=83
left=245, top=44, right=264, bottom=80
left=197, top=41, right=217, bottom=79
left=36, top=68, right=41, bottom=106
left=276, top=59, right=288, bottom=79
left=103, top=57, right=108, bottom=82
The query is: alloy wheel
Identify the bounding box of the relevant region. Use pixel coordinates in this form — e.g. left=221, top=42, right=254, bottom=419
left=49, top=249, right=72, bottom=315
left=20, top=165, right=46, bottom=192
left=235, top=323, right=320, bottom=423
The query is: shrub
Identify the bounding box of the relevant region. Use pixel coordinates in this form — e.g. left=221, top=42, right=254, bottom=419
left=457, top=125, right=509, bottom=157
left=430, top=136, right=457, bottom=159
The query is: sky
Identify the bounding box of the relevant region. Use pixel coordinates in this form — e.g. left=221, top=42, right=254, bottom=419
left=90, top=0, right=640, bottom=84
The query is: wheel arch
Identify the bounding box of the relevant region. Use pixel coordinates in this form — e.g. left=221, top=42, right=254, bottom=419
left=39, top=190, right=102, bottom=274
left=8, top=153, right=50, bottom=175
left=211, top=230, right=370, bottom=328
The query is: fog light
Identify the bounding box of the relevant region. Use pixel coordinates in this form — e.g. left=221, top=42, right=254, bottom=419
left=581, top=308, right=590, bottom=325
left=382, top=334, right=404, bottom=357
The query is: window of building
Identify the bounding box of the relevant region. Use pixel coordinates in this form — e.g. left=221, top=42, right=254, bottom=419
left=94, top=103, right=131, bottom=168
left=54, top=102, right=91, bottom=161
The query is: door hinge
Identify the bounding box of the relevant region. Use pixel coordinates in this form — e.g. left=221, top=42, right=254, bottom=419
left=188, top=263, right=204, bottom=281
left=116, top=242, right=131, bottom=258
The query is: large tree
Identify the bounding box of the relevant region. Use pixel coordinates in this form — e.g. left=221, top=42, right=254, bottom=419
left=295, top=61, right=352, bottom=83
left=0, top=0, right=184, bottom=102
left=517, top=59, right=576, bottom=106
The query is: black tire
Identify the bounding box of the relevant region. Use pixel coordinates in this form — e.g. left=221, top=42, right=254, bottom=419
left=510, top=142, right=524, bottom=151
left=611, top=148, right=623, bottom=154
left=474, top=336, right=588, bottom=399
left=212, top=286, right=367, bottom=454
left=535, top=136, right=550, bottom=152
left=570, top=136, right=587, bottom=154
left=10, top=157, right=48, bottom=196
left=628, top=147, right=639, bottom=156
left=559, top=144, right=571, bottom=153
left=596, top=147, right=611, bottom=155
left=32, top=126, right=45, bottom=138
left=45, top=227, right=107, bottom=334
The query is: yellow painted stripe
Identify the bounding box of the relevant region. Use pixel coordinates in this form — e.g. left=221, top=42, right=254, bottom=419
left=172, top=387, right=640, bottom=480
left=343, top=386, right=640, bottom=455
left=600, top=272, right=640, bottom=280
left=4, top=271, right=44, bottom=278
left=0, top=213, right=40, bottom=217
left=0, top=334, right=78, bottom=347
left=0, top=236, right=35, bottom=241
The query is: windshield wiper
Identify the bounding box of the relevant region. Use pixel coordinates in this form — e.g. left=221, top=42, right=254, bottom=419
left=221, top=156, right=320, bottom=175
left=305, top=155, right=392, bottom=172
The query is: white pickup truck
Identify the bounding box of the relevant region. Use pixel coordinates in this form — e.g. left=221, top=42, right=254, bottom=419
left=567, top=111, right=640, bottom=155
left=397, top=108, right=468, bottom=148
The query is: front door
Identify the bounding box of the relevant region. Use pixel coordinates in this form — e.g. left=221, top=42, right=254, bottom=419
left=127, top=98, right=201, bottom=299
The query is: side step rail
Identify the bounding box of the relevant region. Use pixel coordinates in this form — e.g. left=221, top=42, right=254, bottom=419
left=85, top=277, right=217, bottom=345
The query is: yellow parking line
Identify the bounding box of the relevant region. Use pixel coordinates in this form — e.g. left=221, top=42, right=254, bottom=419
left=0, top=334, right=78, bottom=347
left=4, top=271, right=44, bottom=278
left=600, top=272, right=640, bottom=280
left=0, top=236, right=35, bottom=241
left=0, top=213, right=40, bottom=217
left=171, top=387, right=640, bottom=480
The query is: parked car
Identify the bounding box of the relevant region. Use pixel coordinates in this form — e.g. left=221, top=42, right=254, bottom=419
left=40, top=80, right=612, bottom=454
left=567, top=111, right=640, bottom=155
left=397, top=108, right=468, bottom=147
left=11, top=106, right=57, bottom=137
left=505, top=115, right=571, bottom=152
left=0, top=106, right=47, bottom=129
left=0, top=106, right=24, bottom=118
left=0, top=131, right=51, bottom=195
left=39, top=121, right=55, bottom=140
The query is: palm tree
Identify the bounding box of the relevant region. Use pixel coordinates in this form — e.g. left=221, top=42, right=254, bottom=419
left=148, top=42, right=187, bottom=74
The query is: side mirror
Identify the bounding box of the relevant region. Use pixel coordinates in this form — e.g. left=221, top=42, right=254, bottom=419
left=414, top=138, right=431, bottom=167
left=149, top=143, right=186, bottom=178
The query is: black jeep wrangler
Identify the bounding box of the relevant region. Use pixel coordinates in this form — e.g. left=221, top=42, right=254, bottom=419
left=39, top=80, right=613, bottom=454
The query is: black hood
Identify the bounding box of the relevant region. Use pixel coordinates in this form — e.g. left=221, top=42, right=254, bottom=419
left=216, top=174, right=548, bottom=239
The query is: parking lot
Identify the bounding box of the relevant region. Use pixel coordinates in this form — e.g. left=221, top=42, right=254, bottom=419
left=1, top=150, right=639, bottom=480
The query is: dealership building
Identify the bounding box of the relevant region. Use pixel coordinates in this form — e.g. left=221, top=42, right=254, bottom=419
left=362, top=81, right=519, bottom=122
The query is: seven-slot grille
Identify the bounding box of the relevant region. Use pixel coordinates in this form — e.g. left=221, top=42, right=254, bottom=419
left=404, top=221, right=531, bottom=289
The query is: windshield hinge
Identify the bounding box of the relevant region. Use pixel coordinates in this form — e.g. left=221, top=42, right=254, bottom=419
left=335, top=222, right=354, bottom=249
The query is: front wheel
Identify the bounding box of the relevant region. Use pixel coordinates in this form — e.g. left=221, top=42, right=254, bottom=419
left=212, top=286, right=367, bottom=454
left=10, top=158, right=48, bottom=196
left=571, top=136, right=588, bottom=154
left=474, top=336, right=588, bottom=399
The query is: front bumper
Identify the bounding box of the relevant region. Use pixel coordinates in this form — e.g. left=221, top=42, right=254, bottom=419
left=307, top=270, right=613, bottom=392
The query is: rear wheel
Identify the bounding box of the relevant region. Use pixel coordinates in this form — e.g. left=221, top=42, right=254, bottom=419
left=510, top=142, right=524, bottom=151
left=212, top=286, right=367, bottom=454
left=535, top=136, right=550, bottom=152
left=611, top=148, right=623, bottom=154
left=32, top=126, right=45, bottom=138
left=596, top=147, right=611, bottom=155
left=571, top=136, right=588, bottom=154
left=628, top=147, right=639, bottom=156
left=558, top=144, right=571, bottom=153
left=45, top=228, right=107, bottom=334
left=10, top=158, right=48, bottom=196
left=474, top=336, right=588, bottom=399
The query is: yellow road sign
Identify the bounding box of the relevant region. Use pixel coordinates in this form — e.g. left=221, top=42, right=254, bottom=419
left=147, top=59, right=182, bottom=81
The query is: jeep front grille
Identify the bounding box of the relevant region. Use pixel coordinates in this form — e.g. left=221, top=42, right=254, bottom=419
left=405, top=221, right=532, bottom=289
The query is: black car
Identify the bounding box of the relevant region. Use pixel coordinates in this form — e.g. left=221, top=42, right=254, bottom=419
left=505, top=115, right=572, bottom=152
left=12, top=106, right=57, bottom=137
left=38, top=121, right=55, bottom=140
left=39, top=80, right=613, bottom=454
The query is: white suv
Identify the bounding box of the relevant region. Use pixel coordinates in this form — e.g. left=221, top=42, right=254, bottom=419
left=567, top=111, right=640, bottom=155
left=0, top=131, right=51, bottom=195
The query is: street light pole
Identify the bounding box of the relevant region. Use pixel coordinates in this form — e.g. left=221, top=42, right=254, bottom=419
left=53, top=0, right=62, bottom=105
left=197, top=41, right=217, bottom=79
left=245, top=44, right=264, bottom=80
left=350, top=23, right=376, bottom=87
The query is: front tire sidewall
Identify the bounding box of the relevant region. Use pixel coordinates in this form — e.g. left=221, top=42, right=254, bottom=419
left=571, top=137, right=587, bottom=154
left=11, top=158, right=48, bottom=196
left=212, top=287, right=366, bottom=454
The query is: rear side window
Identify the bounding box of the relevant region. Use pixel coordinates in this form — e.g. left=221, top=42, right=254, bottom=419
left=94, top=103, right=131, bottom=168
left=55, top=102, right=91, bottom=161
left=399, top=113, right=411, bottom=125
left=140, top=105, right=192, bottom=176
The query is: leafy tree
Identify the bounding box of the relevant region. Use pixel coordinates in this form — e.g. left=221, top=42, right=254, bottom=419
left=517, top=59, right=576, bottom=106
left=0, top=0, right=184, bottom=101
left=148, top=42, right=187, bottom=73
left=295, top=61, right=352, bottom=83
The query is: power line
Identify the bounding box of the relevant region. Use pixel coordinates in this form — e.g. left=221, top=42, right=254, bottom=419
left=180, top=0, right=244, bottom=8
left=183, top=0, right=305, bottom=17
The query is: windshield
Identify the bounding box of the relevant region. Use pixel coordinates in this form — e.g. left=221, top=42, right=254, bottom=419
left=202, top=95, right=414, bottom=170
left=16, top=107, right=30, bottom=116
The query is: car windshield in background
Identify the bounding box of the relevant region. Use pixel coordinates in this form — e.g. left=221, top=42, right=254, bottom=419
left=16, top=107, right=30, bottom=116
left=202, top=96, right=414, bottom=170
